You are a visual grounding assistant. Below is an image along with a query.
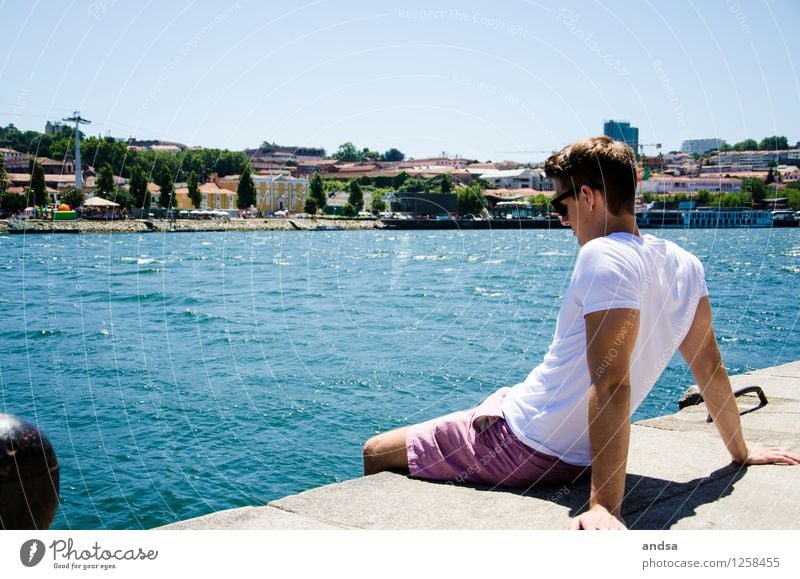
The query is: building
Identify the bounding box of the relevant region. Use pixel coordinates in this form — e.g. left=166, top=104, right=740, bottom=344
left=399, top=157, right=469, bottom=170
left=34, top=156, right=74, bottom=175
left=637, top=174, right=742, bottom=194
left=483, top=188, right=549, bottom=210
left=44, top=121, right=64, bottom=136
left=681, top=138, right=726, bottom=155
left=0, top=147, right=31, bottom=172
left=294, top=159, right=340, bottom=176
left=603, top=120, right=639, bottom=152
left=713, top=150, right=793, bottom=170
left=126, top=139, right=187, bottom=152
left=174, top=181, right=236, bottom=211
left=245, top=144, right=326, bottom=158
left=387, top=192, right=457, bottom=216
left=217, top=173, right=309, bottom=213
left=148, top=145, right=182, bottom=154
left=324, top=190, right=375, bottom=215
left=475, top=168, right=552, bottom=190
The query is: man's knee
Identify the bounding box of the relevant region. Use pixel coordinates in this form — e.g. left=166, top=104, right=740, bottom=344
left=362, top=435, right=380, bottom=460
left=362, top=434, right=390, bottom=464
left=363, top=435, right=385, bottom=475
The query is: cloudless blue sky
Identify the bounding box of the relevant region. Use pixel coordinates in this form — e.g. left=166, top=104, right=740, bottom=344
left=1, top=0, right=798, bottom=162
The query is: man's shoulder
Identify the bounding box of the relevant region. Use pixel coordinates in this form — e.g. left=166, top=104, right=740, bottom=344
left=655, top=236, right=703, bottom=267
left=578, top=233, right=641, bottom=260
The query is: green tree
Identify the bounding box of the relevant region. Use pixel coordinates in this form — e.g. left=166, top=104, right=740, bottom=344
left=60, top=188, right=84, bottom=210
left=187, top=171, right=202, bottom=209
left=342, top=202, right=357, bottom=217
left=1, top=191, right=26, bottom=216
left=29, top=160, right=48, bottom=206
left=236, top=167, right=256, bottom=210
left=457, top=185, right=486, bottom=215
left=156, top=165, right=175, bottom=208
left=718, top=193, right=747, bottom=207
left=82, top=138, right=130, bottom=177
left=382, top=148, right=405, bottom=162
left=439, top=173, right=453, bottom=194
left=361, top=147, right=381, bottom=161
left=304, top=197, right=318, bottom=215
left=129, top=166, right=150, bottom=209
left=693, top=189, right=711, bottom=206
left=214, top=149, right=249, bottom=178
left=528, top=193, right=551, bottom=209
left=392, top=171, right=409, bottom=189
left=111, top=187, right=134, bottom=209
left=333, top=142, right=360, bottom=162
left=371, top=191, right=386, bottom=213
left=733, top=139, right=758, bottom=151
left=741, top=177, right=766, bottom=204
left=784, top=183, right=800, bottom=210
left=758, top=136, right=789, bottom=150
left=0, top=152, right=9, bottom=192
left=347, top=179, right=364, bottom=211
left=401, top=177, right=425, bottom=192
left=96, top=163, right=116, bottom=199
left=309, top=172, right=326, bottom=212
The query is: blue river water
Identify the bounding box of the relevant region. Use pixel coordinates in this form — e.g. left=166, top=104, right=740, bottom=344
left=1, top=228, right=798, bottom=529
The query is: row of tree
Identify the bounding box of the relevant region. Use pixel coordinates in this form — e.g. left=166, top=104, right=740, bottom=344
left=0, top=124, right=250, bottom=186
left=719, top=136, right=795, bottom=152
left=331, top=142, right=405, bottom=163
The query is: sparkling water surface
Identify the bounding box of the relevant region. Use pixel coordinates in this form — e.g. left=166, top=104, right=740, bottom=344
left=1, top=228, right=798, bottom=529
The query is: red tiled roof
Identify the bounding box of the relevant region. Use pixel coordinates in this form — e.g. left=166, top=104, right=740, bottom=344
left=333, top=164, right=378, bottom=173
left=297, top=159, right=338, bottom=167
left=484, top=188, right=553, bottom=200
left=34, top=156, right=65, bottom=166
left=7, top=173, right=76, bottom=184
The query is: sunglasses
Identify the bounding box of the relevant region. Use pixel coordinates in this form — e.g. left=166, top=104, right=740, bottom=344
left=551, top=186, right=579, bottom=219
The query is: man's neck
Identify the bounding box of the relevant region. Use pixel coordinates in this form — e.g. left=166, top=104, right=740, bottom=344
left=601, top=213, right=640, bottom=238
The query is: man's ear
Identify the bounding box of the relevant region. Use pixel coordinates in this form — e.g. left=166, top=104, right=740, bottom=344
left=580, top=184, right=599, bottom=211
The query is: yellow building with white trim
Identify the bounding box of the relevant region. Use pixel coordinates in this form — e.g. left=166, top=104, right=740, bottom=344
left=174, top=182, right=237, bottom=210
left=217, top=173, right=309, bottom=213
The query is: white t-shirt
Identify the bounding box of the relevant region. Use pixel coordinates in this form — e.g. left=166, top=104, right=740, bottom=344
left=502, top=232, right=708, bottom=466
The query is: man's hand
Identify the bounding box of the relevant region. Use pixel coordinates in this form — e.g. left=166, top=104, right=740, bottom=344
left=571, top=505, right=627, bottom=530
left=741, top=446, right=800, bottom=466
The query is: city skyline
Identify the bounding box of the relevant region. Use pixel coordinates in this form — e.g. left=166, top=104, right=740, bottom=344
left=1, top=1, right=798, bottom=162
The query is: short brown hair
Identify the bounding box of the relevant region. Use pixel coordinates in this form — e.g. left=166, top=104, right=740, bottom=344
left=545, top=136, right=637, bottom=216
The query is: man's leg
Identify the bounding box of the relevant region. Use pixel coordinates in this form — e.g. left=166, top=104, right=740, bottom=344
left=363, top=426, right=412, bottom=476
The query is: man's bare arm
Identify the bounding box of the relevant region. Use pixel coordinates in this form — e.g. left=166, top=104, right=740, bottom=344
left=572, top=307, right=639, bottom=530
left=679, top=296, right=800, bottom=465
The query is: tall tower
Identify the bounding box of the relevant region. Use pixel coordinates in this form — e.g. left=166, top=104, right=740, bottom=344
left=603, top=120, right=638, bottom=153
left=62, top=111, right=91, bottom=192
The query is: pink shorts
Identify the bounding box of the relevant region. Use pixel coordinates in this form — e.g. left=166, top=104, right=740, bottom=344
left=406, top=388, right=588, bottom=488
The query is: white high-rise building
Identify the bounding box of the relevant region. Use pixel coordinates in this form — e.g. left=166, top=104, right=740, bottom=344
left=681, top=139, right=726, bottom=155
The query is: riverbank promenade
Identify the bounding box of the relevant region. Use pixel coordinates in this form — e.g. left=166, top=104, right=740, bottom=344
left=0, top=217, right=384, bottom=234
left=162, top=361, right=800, bottom=530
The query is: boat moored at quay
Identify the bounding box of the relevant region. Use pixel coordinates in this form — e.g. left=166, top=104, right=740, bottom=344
left=636, top=207, right=775, bottom=229
left=771, top=210, right=800, bottom=228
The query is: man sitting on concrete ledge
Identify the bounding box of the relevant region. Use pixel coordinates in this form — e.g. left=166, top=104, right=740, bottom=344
left=363, top=136, right=800, bottom=530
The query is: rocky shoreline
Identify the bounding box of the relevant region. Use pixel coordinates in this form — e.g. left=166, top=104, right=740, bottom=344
left=0, top=218, right=385, bottom=235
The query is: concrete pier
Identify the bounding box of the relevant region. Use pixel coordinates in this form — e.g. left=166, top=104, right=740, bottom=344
left=162, top=361, right=800, bottom=530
